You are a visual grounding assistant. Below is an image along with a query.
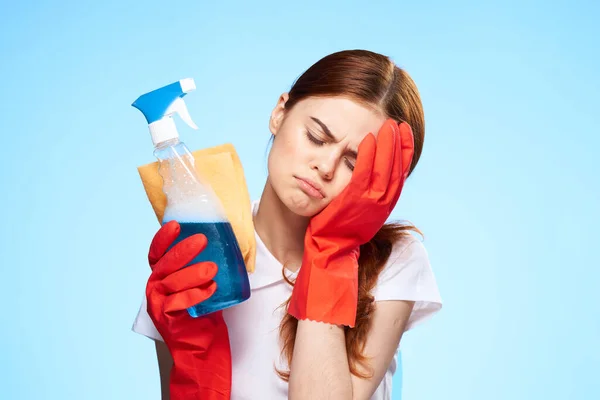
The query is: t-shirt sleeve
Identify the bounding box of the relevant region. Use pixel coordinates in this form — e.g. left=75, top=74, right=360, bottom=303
left=131, top=293, right=164, bottom=342
left=372, top=235, right=442, bottom=331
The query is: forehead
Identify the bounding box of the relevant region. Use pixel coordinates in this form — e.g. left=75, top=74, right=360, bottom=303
left=291, top=96, right=387, bottom=139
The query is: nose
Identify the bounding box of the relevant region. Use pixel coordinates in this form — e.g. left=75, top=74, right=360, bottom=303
left=312, top=154, right=337, bottom=181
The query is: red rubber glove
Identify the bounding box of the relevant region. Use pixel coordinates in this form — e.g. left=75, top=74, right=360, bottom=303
left=288, top=119, right=415, bottom=327
left=146, top=220, right=232, bottom=399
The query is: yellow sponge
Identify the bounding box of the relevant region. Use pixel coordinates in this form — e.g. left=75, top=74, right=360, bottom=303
left=137, top=143, right=256, bottom=273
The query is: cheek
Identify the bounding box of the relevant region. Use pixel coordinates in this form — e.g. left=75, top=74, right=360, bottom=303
left=329, top=174, right=352, bottom=199
left=267, top=134, right=297, bottom=179
left=269, top=129, right=305, bottom=167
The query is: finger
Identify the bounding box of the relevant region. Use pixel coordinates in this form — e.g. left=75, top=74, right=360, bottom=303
left=352, top=132, right=377, bottom=192
left=384, top=125, right=404, bottom=207
left=371, top=119, right=398, bottom=195
left=164, top=283, right=218, bottom=314
left=153, top=233, right=208, bottom=279
left=398, top=122, right=415, bottom=181
left=160, top=262, right=218, bottom=294
left=148, top=220, right=180, bottom=266
left=387, top=122, right=415, bottom=207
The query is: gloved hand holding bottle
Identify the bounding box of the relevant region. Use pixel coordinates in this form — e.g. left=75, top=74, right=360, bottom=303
left=288, top=119, right=415, bottom=327
left=133, top=78, right=251, bottom=400
left=145, top=220, right=232, bottom=399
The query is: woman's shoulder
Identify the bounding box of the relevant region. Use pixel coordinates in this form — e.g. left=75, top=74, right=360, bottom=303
left=387, top=232, right=429, bottom=266
left=373, top=232, right=442, bottom=328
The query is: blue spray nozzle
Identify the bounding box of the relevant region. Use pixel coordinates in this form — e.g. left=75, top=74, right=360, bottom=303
left=132, top=78, right=198, bottom=146
left=132, top=78, right=195, bottom=123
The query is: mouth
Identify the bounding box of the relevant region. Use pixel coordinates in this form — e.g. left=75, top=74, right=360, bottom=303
left=294, top=176, right=325, bottom=199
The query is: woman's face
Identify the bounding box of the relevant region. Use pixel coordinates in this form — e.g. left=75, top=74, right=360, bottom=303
left=267, top=94, right=387, bottom=217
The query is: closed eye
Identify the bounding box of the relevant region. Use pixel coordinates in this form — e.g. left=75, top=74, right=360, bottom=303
left=305, top=130, right=325, bottom=146
left=344, top=158, right=355, bottom=171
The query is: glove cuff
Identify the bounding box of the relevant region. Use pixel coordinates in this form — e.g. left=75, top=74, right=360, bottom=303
left=288, top=252, right=359, bottom=327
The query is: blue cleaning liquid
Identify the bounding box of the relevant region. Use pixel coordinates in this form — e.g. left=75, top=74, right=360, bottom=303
left=166, top=220, right=251, bottom=317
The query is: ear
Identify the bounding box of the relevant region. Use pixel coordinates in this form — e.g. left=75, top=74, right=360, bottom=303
left=269, top=92, right=289, bottom=135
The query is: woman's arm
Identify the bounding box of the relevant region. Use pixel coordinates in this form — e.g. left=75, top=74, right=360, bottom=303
left=288, top=300, right=414, bottom=400
left=289, top=320, right=352, bottom=399
left=155, top=340, right=173, bottom=400
left=288, top=121, right=416, bottom=399
left=350, top=300, right=414, bottom=399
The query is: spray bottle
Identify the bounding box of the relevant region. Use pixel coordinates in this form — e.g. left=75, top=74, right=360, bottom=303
left=132, top=78, right=251, bottom=317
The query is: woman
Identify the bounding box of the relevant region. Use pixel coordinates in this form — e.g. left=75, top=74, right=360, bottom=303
left=133, top=49, right=442, bottom=400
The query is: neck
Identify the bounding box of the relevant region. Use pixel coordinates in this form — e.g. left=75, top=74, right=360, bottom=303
left=253, top=179, right=308, bottom=272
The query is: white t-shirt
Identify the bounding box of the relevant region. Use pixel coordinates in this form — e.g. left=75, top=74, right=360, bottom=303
left=132, top=200, right=442, bottom=400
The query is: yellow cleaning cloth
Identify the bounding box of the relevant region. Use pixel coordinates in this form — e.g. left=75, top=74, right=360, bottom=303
left=137, top=143, right=256, bottom=273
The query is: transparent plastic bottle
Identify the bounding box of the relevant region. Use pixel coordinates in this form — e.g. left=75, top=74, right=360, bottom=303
left=133, top=79, right=250, bottom=317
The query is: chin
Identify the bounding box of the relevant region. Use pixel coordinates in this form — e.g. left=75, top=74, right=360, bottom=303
left=282, top=191, right=327, bottom=218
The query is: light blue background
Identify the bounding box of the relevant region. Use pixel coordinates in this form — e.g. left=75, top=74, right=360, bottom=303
left=1, top=0, right=598, bottom=399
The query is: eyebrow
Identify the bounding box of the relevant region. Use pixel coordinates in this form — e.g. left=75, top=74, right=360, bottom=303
left=310, top=116, right=358, bottom=159
left=310, top=117, right=336, bottom=141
